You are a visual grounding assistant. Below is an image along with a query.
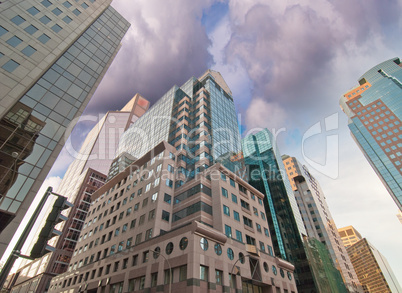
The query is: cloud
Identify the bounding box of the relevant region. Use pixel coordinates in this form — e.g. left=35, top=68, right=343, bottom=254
left=245, top=98, right=287, bottom=130
left=224, top=0, right=402, bottom=132
left=83, top=0, right=215, bottom=115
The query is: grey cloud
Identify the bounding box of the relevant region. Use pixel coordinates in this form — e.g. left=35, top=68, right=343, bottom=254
left=225, top=1, right=402, bottom=130
left=83, top=0, right=214, bottom=115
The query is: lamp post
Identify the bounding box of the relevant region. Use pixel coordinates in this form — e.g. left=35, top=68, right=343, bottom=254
left=148, top=249, right=171, bottom=293
left=229, top=254, right=253, bottom=292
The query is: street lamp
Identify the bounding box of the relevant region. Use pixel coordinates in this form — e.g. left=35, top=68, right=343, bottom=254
left=148, top=249, right=172, bottom=293
left=229, top=254, right=253, bottom=292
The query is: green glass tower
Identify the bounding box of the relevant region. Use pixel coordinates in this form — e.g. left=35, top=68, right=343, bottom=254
left=242, top=129, right=350, bottom=293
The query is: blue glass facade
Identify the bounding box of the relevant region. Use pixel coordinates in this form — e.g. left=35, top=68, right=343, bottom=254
left=340, top=58, right=402, bottom=211
left=242, top=129, right=321, bottom=291
left=115, top=70, right=242, bottom=175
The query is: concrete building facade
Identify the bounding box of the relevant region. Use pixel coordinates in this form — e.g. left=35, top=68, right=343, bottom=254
left=49, top=142, right=297, bottom=293
left=282, top=156, right=361, bottom=293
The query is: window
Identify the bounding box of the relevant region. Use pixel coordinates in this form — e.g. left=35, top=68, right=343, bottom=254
left=256, top=223, right=262, bottom=233
left=21, top=45, right=37, bottom=57
left=253, top=207, right=258, bottom=216
left=261, top=212, right=266, bottom=220
left=126, top=237, right=132, bottom=248
left=40, top=15, right=51, bottom=24
left=227, top=248, right=234, bottom=260
left=221, top=187, right=228, bottom=198
left=243, top=216, right=253, bottom=228
left=164, top=269, right=173, bottom=284
left=52, top=7, right=62, bottom=15
left=151, top=192, right=158, bottom=201
left=264, top=228, right=269, bottom=237
left=168, top=164, right=174, bottom=173
left=215, top=270, right=223, bottom=285
left=179, top=265, right=187, bottom=281
left=214, top=243, right=222, bottom=255
left=2, top=60, right=19, bottom=73
left=221, top=172, right=226, bottom=181
left=27, top=7, right=40, bottom=15
left=151, top=272, right=157, bottom=287
left=51, top=24, right=62, bottom=33
left=6, top=36, right=23, bottom=48
left=225, top=225, right=232, bottom=238
left=142, top=251, right=149, bottom=263
left=142, top=198, right=148, bottom=208
left=241, top=200, right=250, bottom=210
left=135, top=233, right=142, bottom=244
left=223, top=205, right=230, bottom=216
left=179, top=237, right=188, bottom=250
left=24, top=25, right=38, bottom=35
left=200, top=265, right=208, bottom=281
left=231, top=193, right=238, bottom=203
left=200, top=237, right=208, bottom=251
left=233, top=211, right=240, bottom=221
left=259, top=241, right=266, bottom=252
left=63, top=15, right=72, bottom=23
left=72, top=8, right=81, bottom=15
left=130, top=219, right=136, bottom=229
left=165, top=242, right=174, bottom=255
left=145, top=228, right=152, bottom=240
left=166, top=179, right=173, bottom=188
left=145, top=183, right=151, bottom=192
left=230, top=178, right=235, bottom=187
left=162, top=210, right=170, bottom=222
left=148, top=209, right=155, bottom=220
left=139, top=214, right=145, bottom=225
left=38, top=33, right=51, bottom=44
left=236, top=230, right=243, bottom=242
left=164, top=193, right=172, bottom=204
left=41, top=0, right=52, bottom=7
left=11, top=15, right=25, bottom=25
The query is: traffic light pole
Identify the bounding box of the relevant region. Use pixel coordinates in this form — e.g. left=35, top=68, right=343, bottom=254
left=0, top=187, right=57, bottom=288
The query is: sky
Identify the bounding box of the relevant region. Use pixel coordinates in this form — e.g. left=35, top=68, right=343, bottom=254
left=3, top=0, right=402, bottom=284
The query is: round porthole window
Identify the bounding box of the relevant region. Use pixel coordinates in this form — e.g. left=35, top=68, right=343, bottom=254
left=263, top=262, right=269, bottom=272
left=227, top=248, right=234, bottom=260
left=272, top=265, right=277, bottom=275
left=214, top=243, right=222, bottom=255
left=179, top=237, right=188, bottom=250
left=166, top=242, right=174, bottom=255
left=280, top=268, right=285, bottom=278
left=239, top=252, right=245, bottom=264
left=200, top=237, right=208, bottom=251
left=153, top=246, right=160, bottom=259
left=287, top=271, right=292, bottom=280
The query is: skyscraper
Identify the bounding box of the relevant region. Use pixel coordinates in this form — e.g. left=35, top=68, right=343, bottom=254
left=6, top=95, right=150, bottom=292
left=242, top=129, right=349, bottom=292
left=282, top=155, right=361, bottom=292
left=47, top=71, right=297, bottom=293
left=338, top=226, right=402, bottom=293
left=0, top=0, right=130, bottom=259
left=340, top=57, right=402, bottom=211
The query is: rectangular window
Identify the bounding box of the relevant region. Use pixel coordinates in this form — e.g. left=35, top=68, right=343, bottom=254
left=162, top=210, right=170, bottom=222
left=151, top=272, right=157, bottom=287
left=179, top=265, right=187, bottom=281
left=221, top=187, right=228, bottom=198
left=235, top=230, right=243, bottom=242
left=223, top=205, right=230, bottom=216
left=52, top=7, right=62, bottom=15
left=231, top=193, right=238, bottom=204
left=27, top=7, right=40, bottom=15
left=51, top=24, right=62, bottom=33
left=230, top=178, right=235, bottom=187
left=200, top=265, right=208, bottom=281
left=135, top=233, right=142, bottom=244
left=38, top=33, right=50, bottom=44
left=6, top=36, right=23, bottom=48
left=259, top=241, right=266, bottom=252
left=256, top=223, right=262, bottom=233
left=215, top=270, right=223, bottom=285
left=243, top=216, right=253, bottom=228
left=221, top=172, right=226, bottom=181
left=21, top=45, right=37, bottom=57
left=240, top=200, right=250, bottom=210
left=233, top=211, right=240, bottom=221
left=41, top=0, right=52, bottom=7
left=11, top=15, right=25, bottom=25
left=2, top=59, right=19, bottom=73
left=225, top=225, right=232, bottom=238
left=63, top=15, right=72, bottom=23
left=264, top=228, right=269, bottom=237
left=164, top=269, right=173, bottom=284
left=148, top=209, right=155, bottom=220
left=253, top=207, right=258, bottom=216
left=145, top=228, right=152, bottom=240
left=39, top=15, right=51, bottom=24
left=164, top=193, right=172, bottom=204
left=139, top=214, right=145, bottom=225
left=24, top=25, right=38, bottom=35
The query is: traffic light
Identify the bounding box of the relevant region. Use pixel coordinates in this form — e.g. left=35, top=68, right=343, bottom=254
left=30, top=196, right=73, bottom=259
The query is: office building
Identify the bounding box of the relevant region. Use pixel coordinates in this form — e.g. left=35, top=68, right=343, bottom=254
left=338, top=226, right=363, bottom=248
left=115, top=69, right=242, bottom=175
left=339, top=226, right=402, bottom=293
left=0, top=0, right=130, bottom=259
left=48, top=69, right=297, bottom=292
left=242, top=129, right=350, bottom=293
left=340, top=57, right=402, bottom=211
left=7, top=95, right=149, bottom=291
left=282, top=155, right=361, bottom=292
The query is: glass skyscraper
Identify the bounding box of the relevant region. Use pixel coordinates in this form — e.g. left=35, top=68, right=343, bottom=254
left=242, top=129, right=351, bottom=292
left=0, top=0, right=130, bottom=259
left=340, top=57, right=402, bottom=211
left=115, top=69, right=242, bottom=176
